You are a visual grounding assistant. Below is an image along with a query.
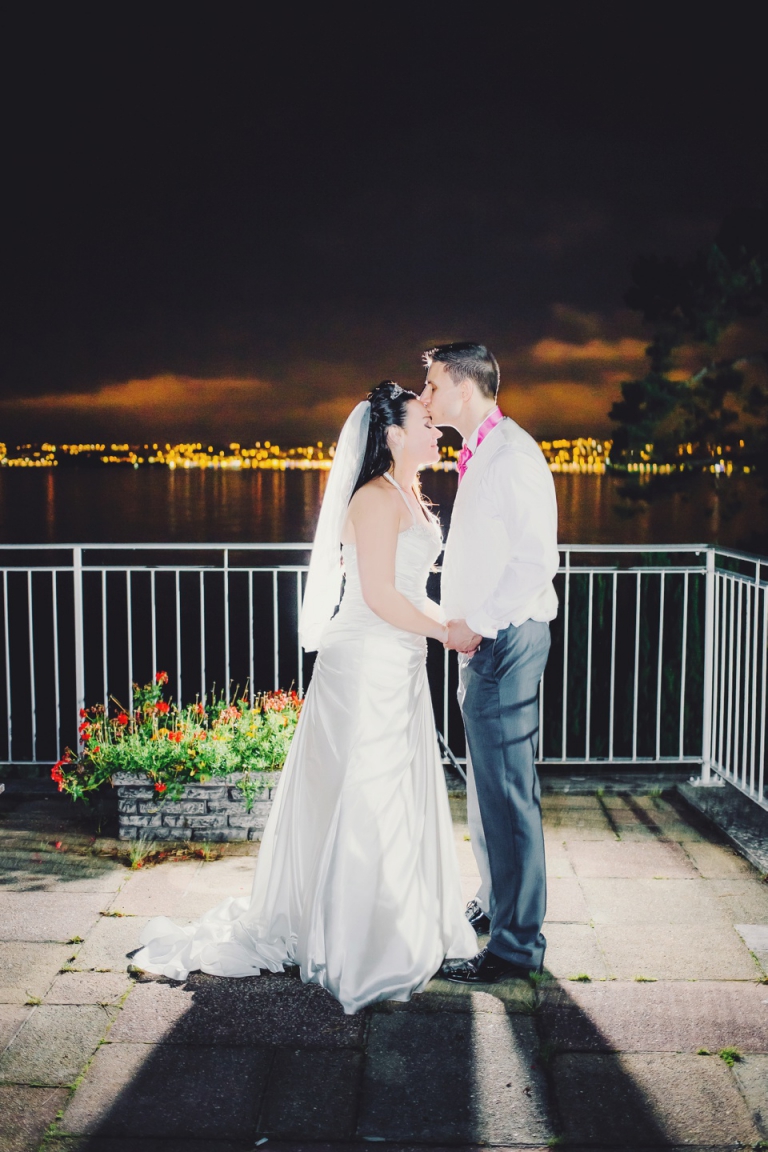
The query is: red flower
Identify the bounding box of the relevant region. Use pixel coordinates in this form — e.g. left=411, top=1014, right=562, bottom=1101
left=79, top=708, right=88, bottom=719
left=155, top=671, right=169, bottom=685
left=156, top=701, right=170, bottom=715
left=117, top=712, right=129, bottom=726
left=192, top=702, right=204, bottom=715
left=50, top=755, right=71, bottom=791
left=169, top=731, right=183, bottom=743
left=154, top=782, right=167, bottom=793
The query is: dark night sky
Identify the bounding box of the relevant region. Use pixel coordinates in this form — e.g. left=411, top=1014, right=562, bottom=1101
left=1, top=6, right=766, bottom=445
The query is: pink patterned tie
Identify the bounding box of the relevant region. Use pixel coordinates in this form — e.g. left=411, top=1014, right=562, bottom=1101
left=457, top=407, right=504, bottom=483
left=456, top=444, right=473, bottom=481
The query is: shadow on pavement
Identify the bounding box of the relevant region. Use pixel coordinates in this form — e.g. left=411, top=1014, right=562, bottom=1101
left=50, top=962, right=674, bottom=1149
left=0, top=789, right=123, bottom=892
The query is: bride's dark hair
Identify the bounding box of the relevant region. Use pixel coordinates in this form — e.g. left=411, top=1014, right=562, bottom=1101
left=351, top=380, right=419, bottom=497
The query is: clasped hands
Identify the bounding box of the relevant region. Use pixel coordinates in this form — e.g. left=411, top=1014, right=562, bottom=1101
left=443, top=619, right=483, bottom=655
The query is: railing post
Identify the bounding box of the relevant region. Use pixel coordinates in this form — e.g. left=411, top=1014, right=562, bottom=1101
left=73, top=546, right=86, bottom=728
left=700, top=547, right=716, bottom=782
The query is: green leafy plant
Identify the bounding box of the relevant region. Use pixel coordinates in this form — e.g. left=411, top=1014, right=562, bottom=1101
left=568, top=973, right=592, bottom=982
left=719, top=1046, right=742, bottom=1067
left=50, top=673, right=302, bottom=803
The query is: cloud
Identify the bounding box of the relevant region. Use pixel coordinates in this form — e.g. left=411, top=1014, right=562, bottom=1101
left=0, top=308, right=659, bottom=443
left=529, top=336, right=647, bottom=365
left=494, top=311, right=650, bottom=435
left=500, top=380, right=619, bottom=437
left=5, top=375, right=271, bottom=415
left=0, top=371, right=374, bottom=444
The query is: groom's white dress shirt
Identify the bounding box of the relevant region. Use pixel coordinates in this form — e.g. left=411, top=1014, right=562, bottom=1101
left=441, top=416, right=559, bottom=638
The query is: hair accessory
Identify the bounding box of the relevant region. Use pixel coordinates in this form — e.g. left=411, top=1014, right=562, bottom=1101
left=390, top=383, right=404, bottom=398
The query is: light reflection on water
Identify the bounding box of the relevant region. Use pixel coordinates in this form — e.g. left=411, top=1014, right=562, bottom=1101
left=0, top=467, right=765, bottom=548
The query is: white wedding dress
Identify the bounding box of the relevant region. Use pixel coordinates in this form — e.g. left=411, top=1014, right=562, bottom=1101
left=134, top=478, right=476, bottom=1014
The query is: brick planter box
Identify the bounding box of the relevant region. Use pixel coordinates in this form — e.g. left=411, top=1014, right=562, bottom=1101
left=114, top=772, right=281, bottom=842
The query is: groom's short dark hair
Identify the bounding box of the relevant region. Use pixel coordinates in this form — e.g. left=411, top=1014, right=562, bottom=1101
left=423, top=342, right=500, bottom=401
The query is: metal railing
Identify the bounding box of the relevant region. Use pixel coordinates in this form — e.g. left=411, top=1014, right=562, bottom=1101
left=1, top=542, right=766, bottom=810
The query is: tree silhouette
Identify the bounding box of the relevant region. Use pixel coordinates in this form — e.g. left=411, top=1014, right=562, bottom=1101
left=610, top=207, right=768, bottom=504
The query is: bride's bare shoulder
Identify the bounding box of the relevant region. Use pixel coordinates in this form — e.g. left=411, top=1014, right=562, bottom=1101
left=348, top=476, right=399, bottom=517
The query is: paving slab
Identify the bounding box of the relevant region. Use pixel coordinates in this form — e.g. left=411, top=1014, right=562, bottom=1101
left=45, top=1144, right=549, bottom=1152
left=543, top=877, right=590, bottom=923
left=596, top=922, right=761, bottom=981
left=258, top=1049, right=362, bottom=1139
left=607, top=823, right=660, bottom=842
left=635, top=821, right=708, bottom=842
left=621, top=798, right=710, bottom=841
left=407, top=977, right=536, bottom=1015
left=0, top=847, right=127, bottom=893
left=543, top=840, right=576, bottom=877
left=552, top=1051, right=758, bottom=1145
left=43, top=970, right=133, bottom=1005
left=735, top=923, right=768, bottom=971
left=542, top=811, right=615, bottom=838
left=0, top=1084, right=69, bottom=1152
left=44, top=1139, right=258, bottom=1152
left=540, top=979, right=768, bottom=1052
left=358, top=1009, right=552, bottom=1144
left=684, top=839, right=759, bottom=878
left=186, top=856, right=257, bottom=895
left=107, top=860, right=201, bottom=916
left=72, top=914, right=149, bottom=971
left=468, top=1013, right=554, bottom=1146
left=543, top=923, right=609, bottom=980
left=0, top=1003, right=30, bottom=1049
left=110, top=971, right=366, bottom=1047
left=579, top=876, right=732, bottom=925
left=711, top=877, right=768, bottom=922
left=0, top=891, right=107, bottom=942
left=0, top=942, right=74, bottom=1003
left=0, top=1003, right=117, bottom=1085
left=565, top=838, right=698, bottom=878
left=732, top=1053, right=768, bottom=1138
left=59, top=1040, right=271, bottom=1139
left=173, top=890, right=237, bottom=920
left=542, top=794, right=604, bottom=809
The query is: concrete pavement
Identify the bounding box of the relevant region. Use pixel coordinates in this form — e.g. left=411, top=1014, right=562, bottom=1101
left=1, top=785, right=767, bottom=1150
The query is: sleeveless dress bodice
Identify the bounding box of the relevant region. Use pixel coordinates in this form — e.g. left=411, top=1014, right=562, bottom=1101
left=321, top=516, right=442, bottom=649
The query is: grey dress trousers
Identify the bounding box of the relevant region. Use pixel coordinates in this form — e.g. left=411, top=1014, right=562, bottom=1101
left=459, top=617, right=551, bottom=969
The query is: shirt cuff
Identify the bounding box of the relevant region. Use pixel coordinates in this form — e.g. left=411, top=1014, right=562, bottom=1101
left=465, top=608, right=499, bottom=640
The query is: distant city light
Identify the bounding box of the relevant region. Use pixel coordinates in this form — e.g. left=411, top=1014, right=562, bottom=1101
left=0, top=436, right=751, bottom=475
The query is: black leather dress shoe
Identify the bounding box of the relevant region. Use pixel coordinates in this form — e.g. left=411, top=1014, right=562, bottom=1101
left=442, top=947, right=540, bottom=985
left=465, top=899, right=491, bottom=934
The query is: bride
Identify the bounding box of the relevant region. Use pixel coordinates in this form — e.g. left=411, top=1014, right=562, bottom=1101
left=133, top=381, right=477, bottom=1014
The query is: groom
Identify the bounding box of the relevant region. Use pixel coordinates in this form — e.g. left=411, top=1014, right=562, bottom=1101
left=421, top=342, right=559, bottom=982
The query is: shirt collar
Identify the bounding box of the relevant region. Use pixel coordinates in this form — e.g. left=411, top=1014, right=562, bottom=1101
left=465, top=406, right=503, bottom=454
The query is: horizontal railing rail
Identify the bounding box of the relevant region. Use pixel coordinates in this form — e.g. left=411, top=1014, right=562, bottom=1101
left=1, top=542, right=766, bottom=810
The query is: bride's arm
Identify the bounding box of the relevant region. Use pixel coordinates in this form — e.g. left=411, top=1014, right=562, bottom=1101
left=421, top=598, right=444, bottom=623
left=348, top=485, right=448, bottom=642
